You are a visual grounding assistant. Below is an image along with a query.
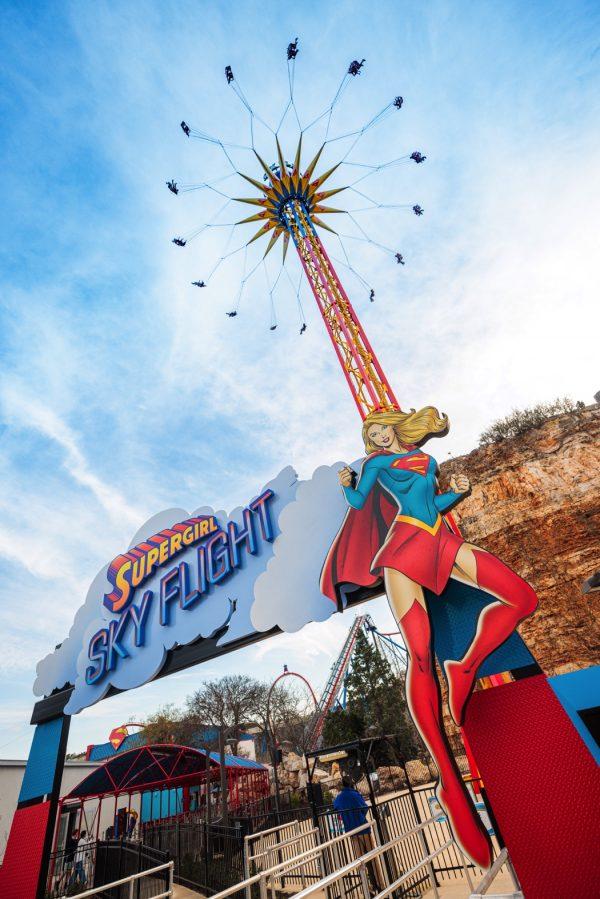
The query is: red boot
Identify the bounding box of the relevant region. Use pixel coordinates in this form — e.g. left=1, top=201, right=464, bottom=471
left=446, top=550, right=538, bottom=726
left=399, top=601, right=492, bottom=869
left=435, top=780, right=492, bottom=870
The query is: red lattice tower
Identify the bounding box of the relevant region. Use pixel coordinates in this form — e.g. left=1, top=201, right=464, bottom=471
left=235, top=138, right=399, bottom=419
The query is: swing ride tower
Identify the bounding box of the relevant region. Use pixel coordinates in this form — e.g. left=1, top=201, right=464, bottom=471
left=234, top=137, right=399, bottom=418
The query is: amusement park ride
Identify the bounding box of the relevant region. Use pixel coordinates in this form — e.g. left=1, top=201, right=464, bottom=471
left=270, top=615, right=407, bottom=753
left=163, top=44, right=599, bottom=898
left=304, top=615, right=406, bottom=750
left=170, top=56, right=412, bottom=418
left=1, top=39, right=597, bottom=899
left=232, top=135, right=399, bottom=417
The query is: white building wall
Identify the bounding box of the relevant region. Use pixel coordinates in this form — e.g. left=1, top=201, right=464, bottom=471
left=0, top=759, right=98, bottom=862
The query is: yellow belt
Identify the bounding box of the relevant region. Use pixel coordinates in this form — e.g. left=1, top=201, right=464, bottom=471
left=394, top=514, right=442, bottom=537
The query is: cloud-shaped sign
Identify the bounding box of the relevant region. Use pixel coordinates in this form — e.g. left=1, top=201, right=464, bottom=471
left=35, top=467, right=298, bottom=713
left=252, top=462, right=352, bottom=633
left=34, top=460, right=358, bottom=716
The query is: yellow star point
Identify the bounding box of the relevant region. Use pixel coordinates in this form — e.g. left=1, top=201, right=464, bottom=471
left=233, top=138, right=347, bottom=246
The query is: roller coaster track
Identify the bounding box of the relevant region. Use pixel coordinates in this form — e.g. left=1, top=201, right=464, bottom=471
left=305, top=614, right=407, bottom=751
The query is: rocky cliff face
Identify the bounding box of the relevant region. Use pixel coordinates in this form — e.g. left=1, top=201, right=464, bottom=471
left=438, top=406, right=600, bottom=676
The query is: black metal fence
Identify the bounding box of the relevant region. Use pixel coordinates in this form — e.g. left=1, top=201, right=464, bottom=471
left=235, top=789, right=312, bottom=820
left=45, top=839, right=170, bottom=898
left=142, top=819, right=245, bottom=895
left=232, top=794, right=314, bottom=836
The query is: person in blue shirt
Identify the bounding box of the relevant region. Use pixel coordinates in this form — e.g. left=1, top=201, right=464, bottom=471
left=333, top=776, right=370, bottom=835
left=333, top=777, right=383, bottom=890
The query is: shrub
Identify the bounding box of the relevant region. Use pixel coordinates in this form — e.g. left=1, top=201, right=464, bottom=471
left=478, top=397, right=585, bottom=446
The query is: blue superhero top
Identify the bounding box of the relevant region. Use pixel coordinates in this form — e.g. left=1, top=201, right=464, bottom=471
left=342, top=450, right=464, bottom=528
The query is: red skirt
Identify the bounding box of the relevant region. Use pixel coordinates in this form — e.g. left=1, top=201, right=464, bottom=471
left=371, top=515, right=464, bottom=595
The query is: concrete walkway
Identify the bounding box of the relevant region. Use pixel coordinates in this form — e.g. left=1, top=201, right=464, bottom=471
left=423, top=868, right=518, bottom=897
left=168, top=872, right=518, bottom=899
left=172, top=884, right=204, bottom=898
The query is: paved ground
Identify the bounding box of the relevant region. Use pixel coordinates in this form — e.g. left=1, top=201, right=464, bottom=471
left=168, top=868, right=519, bottom=898
left=423, top=868, right=518, bottom=897
left=172, top=884, right=204, bottom=898
left=168, top=870, right=519, bottom=899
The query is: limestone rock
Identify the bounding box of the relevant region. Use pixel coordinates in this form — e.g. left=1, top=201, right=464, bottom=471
left=439, top=406, right=600, bottom=676
left=404, top=759, right=431, bottom=785
left=283, top=752, right=305, bottom=772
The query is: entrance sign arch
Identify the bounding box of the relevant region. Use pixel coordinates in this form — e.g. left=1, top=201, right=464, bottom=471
left=2, top=462, right=402, bottom=899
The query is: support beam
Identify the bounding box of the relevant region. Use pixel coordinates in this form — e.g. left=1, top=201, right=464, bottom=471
left=282, top=199, right=399, bottom=419
left=0, top=714, right=71, bottom=899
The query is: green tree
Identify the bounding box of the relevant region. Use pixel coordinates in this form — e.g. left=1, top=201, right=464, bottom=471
left=142, top=703, right=199, bottom=745
left=322, top=706, right=365, bottom=746
left=140, top=675, right=313, bottom=759
left=322, top=630, right=421, bottom=760
left=478, top=396, right=585, bottom=445
left=345, top=631, right=396, bottom=709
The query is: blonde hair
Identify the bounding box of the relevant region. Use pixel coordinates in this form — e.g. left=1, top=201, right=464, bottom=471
left=362, top=406, right=449, bottom=454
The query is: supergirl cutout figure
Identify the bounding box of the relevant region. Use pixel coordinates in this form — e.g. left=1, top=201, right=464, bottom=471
left=321, top=406, right=538, bottom=869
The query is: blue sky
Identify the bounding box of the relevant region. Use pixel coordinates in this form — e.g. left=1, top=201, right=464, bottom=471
left=0, top=0, right=598, bottom=758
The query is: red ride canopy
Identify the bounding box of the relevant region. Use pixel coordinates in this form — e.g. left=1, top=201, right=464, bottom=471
left=65, top=743, right=266, bottom=800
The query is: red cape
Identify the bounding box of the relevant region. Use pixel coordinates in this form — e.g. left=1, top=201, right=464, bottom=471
left=320, top=452, right=400, bottom=609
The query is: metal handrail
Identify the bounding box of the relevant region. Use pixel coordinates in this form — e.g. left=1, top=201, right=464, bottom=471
left=469, top=847, right=523, bottom=898
left=213, top=822, right=373, bottom=899
left=358, top=844, right=452, bottom=899
left=245, top=818, right=301, bottom=843
left=244, top=817, right=318, bottom=899
left=58, top=860, right=174, bottom=899
left=248, top=826, right=319, bottom=862
left=291, top=816, right=448, bottom=899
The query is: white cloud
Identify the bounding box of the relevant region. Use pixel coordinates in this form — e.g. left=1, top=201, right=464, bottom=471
left=252, top=616, right=351, bottom=664
left=1, top=386, right=144, bottom=528
left=0, top=525, right=81, bottom=596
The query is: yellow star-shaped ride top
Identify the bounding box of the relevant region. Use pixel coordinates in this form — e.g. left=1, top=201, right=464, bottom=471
left=234, top=136, right=348, bottom=258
